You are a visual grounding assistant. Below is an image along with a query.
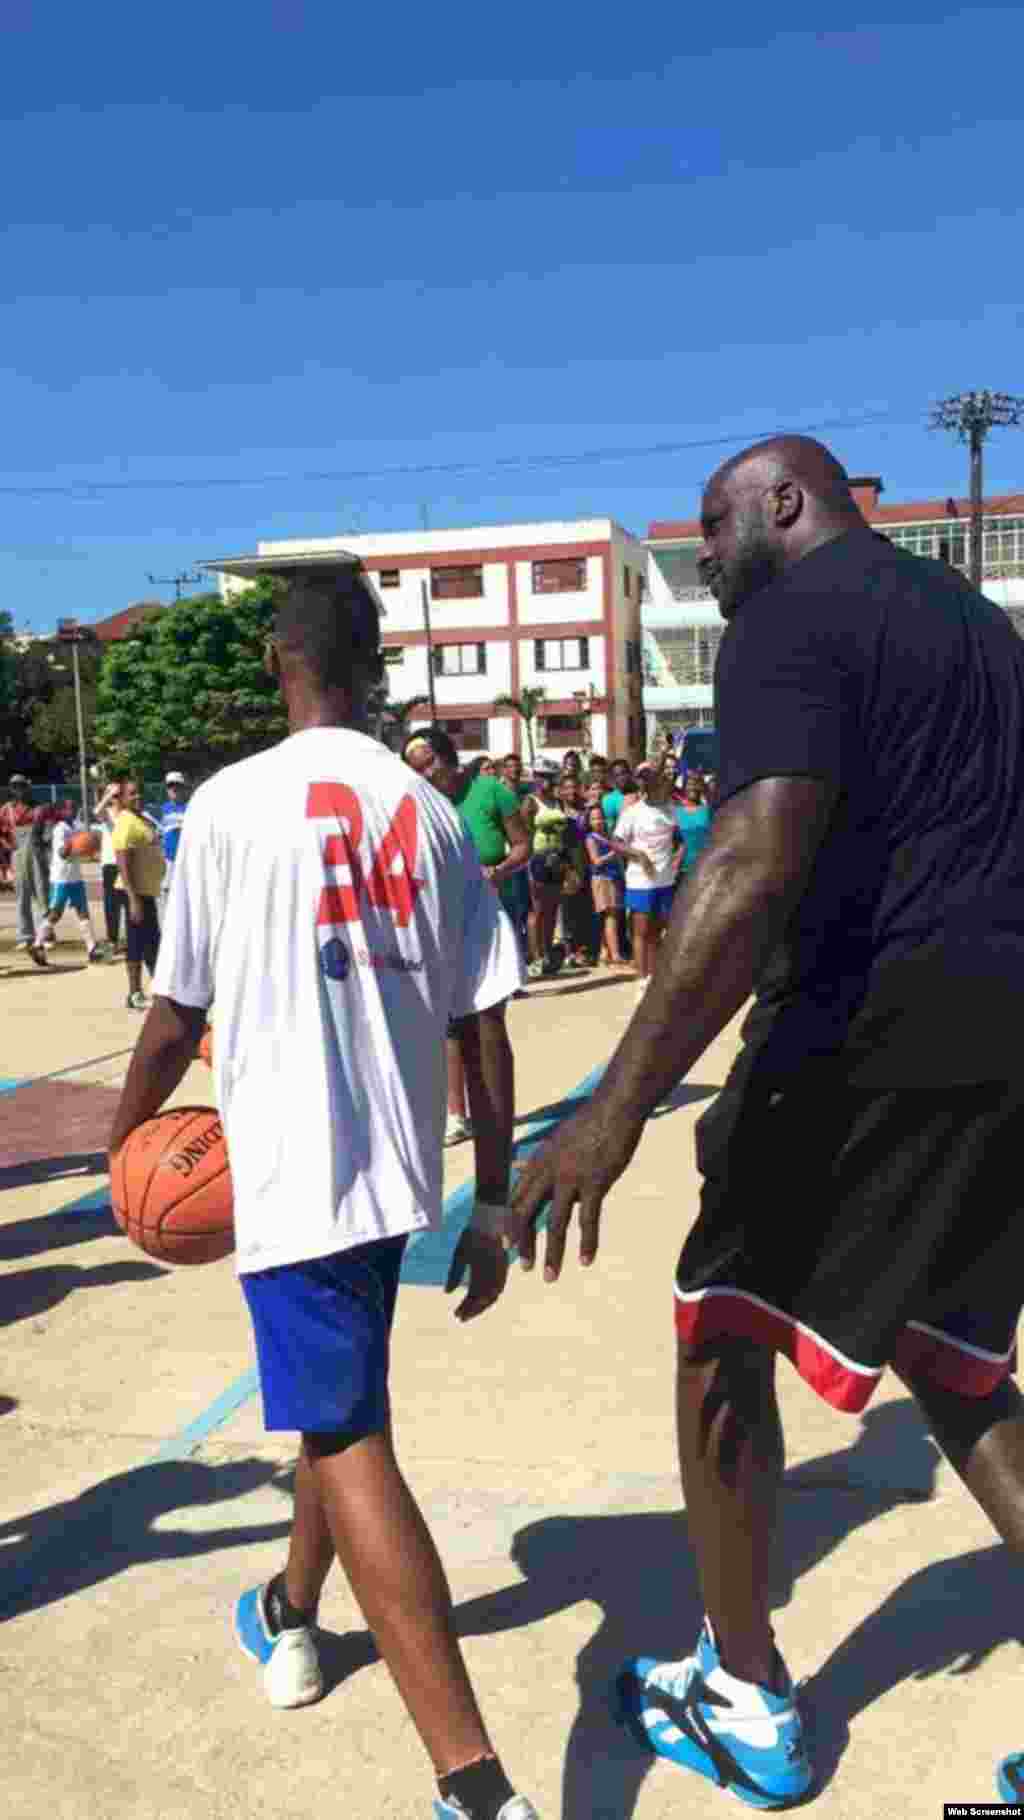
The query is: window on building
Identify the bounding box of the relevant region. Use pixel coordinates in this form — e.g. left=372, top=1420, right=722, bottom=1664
left=645, top=625, right=724, bottom=687
left=542, top=714, right=584, bottom=748
left=625, top=639, right=638, bottom=675
left=377, top=569, right=400, bottom=589
left=431, top=565, right=484, bottom=600
left=432, top=642, right=487, bottom=677
left=534, top=637, right=589, bottom=672
left=531, top=557, right=586, bottom=593
left=435, top=717, right=488, bottom=751
left=623, top=567, right=631, bottom=597
left=886, top=516, right=1024, bottom=578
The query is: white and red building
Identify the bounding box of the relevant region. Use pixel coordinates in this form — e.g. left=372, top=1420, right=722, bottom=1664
left=207, top=518, right=648, bottom=762
left=642, top=481, right=1024, bottom=746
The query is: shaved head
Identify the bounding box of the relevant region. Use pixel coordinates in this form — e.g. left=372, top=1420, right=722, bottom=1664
left=700, top=434, right=863, bottom=617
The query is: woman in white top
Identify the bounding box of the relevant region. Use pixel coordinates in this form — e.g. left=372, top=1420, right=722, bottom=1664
left=614, top=761, right=685, bottom=999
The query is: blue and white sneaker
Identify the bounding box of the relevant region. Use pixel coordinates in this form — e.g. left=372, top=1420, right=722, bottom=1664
left=615, top=1619, right=812, bottom=1808
left=435, top=1799, right=539, bottom=1820
left=234, top=1583, right=323, bottom=1710
left=997, top=1754, right=1024, bottom=1802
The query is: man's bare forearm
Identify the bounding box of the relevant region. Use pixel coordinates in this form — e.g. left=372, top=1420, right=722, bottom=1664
left=595, top=850, right=798, bottom=1126
left=456, top=1004, right=514, bottom=1203
left=109, top=996, right=207, bottom=1153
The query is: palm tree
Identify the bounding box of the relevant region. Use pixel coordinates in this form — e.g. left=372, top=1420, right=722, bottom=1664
left=493, top=686, right=547, bottom=764
left=376, top=693, right=430, bottom=751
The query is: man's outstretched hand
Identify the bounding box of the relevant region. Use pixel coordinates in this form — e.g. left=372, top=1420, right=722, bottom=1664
left=507, top=1099, right=645, bottom=1281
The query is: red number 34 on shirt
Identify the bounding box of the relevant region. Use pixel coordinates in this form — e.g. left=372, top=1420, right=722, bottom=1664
left=306, top=783, right=423, bottom=930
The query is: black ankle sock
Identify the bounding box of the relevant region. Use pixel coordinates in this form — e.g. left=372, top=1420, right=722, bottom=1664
left=264, top=1571, right=312, bottom=1635
left=437, top=1756, right=515, bottom=1819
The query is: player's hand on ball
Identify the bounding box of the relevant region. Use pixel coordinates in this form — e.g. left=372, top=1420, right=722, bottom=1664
left=446, top=1228, right=509, bottom=1322
left=508, top=1101, right=645, bottom=1282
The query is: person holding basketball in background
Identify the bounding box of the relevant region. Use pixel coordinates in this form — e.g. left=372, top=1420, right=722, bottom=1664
left=108, top=569, right=538, bottom=1820
left=27, top=804, right=105, bottom=966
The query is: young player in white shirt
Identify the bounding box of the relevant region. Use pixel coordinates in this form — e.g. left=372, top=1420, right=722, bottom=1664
left=108, top=571, right=538, bottom=1820
left=28, top=809, right=105, bottom=966
left=614, top=763, right=684, bottom=1001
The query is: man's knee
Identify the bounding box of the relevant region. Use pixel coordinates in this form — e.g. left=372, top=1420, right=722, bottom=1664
left=677, top=1337, right=780, bottom=1481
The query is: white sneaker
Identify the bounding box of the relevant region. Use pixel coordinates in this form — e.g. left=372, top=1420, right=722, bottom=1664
left=234, top=1585, right=323, bottom=1710
left=444, top=1114, right=472, bottom=1146
left=435, top=1798, right=540, bottom=1820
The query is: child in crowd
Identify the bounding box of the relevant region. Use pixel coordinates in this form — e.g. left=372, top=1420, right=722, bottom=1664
left=28, top=805, right=105, bottom=966
left=583, top=805, right=653, bottom=966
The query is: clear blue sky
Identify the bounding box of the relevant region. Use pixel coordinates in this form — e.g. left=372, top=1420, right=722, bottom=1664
left=3, top=1, right=1023, bottom=632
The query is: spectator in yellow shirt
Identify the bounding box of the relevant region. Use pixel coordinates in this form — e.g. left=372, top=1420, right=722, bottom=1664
left=112, top=776, right=164, bottom=1009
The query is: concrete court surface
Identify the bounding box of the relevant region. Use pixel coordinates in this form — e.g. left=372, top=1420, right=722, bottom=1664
left=2, top=893, right=1022, bottom=1819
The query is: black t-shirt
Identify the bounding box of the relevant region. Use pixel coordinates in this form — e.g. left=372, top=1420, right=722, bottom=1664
left=716, top=525, right=1024, bottom=1086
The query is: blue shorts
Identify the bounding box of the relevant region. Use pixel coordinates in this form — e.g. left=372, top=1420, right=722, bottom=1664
left=624, top=885, right=675, bottom=918
left=241, top=1237, right=406, bottom=1435
left=49, top=881, right=88, bottom=917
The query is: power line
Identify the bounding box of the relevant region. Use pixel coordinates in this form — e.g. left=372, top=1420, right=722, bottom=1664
left=0, top=408, right=915, bottom=502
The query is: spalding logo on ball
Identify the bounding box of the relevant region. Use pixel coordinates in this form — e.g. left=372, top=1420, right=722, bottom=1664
left=111, top=1106, right=234, bottom=1266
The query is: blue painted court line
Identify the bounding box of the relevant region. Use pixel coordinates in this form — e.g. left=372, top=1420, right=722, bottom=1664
left=0, top=1046, right=134, bottom=1096
left=146, top=1368, right=261, bottom=1465
left=0, top=1079, right=23, bottom=1094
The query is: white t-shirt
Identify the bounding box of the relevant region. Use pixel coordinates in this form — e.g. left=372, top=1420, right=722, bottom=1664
left=153, top=727, right=524, bottom=1274
left=49, top=822, right=82, bottom=887
left=614, top=801, right=680, bottom=890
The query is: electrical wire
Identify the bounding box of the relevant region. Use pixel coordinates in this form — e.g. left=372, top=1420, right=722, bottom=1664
left=0, top=406, right=916, bottom=502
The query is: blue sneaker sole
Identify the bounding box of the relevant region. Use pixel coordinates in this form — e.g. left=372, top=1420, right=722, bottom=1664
left=612, top=1670, right=813, bottom=1810
left=997, top=1756, right=1023, bottom=1802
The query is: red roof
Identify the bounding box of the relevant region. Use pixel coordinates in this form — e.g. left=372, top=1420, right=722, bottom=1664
left=647, top=487, right=1024, bottom=543
left=90, top=601, right=163, bottom=643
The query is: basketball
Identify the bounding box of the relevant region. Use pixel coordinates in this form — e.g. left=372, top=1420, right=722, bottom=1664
left=198, top=1027, right=213, bottom=1068
left=110, top=1106, right=234, bottom=1266
left=69, top=829, right=100, bottom=859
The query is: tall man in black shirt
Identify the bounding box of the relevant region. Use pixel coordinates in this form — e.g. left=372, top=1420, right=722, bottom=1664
left=511, top=435, right=1024, bottom=1808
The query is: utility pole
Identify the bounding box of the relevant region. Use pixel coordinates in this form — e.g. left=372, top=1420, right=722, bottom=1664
left=930, top=392, right=1024, bottom=590
left=419, top=503, right=437, bottom=721
left=56, top=618, right=91, bottom=825
left=147, top=569, right=203, bottom=601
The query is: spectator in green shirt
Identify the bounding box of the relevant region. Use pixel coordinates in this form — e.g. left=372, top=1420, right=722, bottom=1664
left=402, top=732, right=527, bottom=1146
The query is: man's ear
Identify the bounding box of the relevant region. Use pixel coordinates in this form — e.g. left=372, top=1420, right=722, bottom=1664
left=264, top=638, right=280, bottom=680
left=772, top=480, right=803, bottom=529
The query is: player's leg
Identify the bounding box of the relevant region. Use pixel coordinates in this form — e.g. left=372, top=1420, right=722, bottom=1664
left=616, top=1336, right=809, bottom=1807
left=630, top=909, right=651, bottom=979
left=309, top=1427, right=494, bottom=1770
left=444, top=1033, right=471, bottom=1144
left=675, top=1336, right=782, bottom=1686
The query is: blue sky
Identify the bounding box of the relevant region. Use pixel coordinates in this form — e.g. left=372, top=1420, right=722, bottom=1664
left=3, top=1, right=1023, bottom=631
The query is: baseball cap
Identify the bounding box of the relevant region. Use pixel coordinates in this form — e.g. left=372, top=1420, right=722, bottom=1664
left=9, top=773, right=28, bottom=785
left=532, top=757, right=560, bottom=777
left=165, top=771, right=186, bottom=785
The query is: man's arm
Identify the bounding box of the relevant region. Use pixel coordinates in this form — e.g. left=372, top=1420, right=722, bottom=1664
left=509, top=774, right=838, bottom=1275
left=109, top=996, right=208, bottom=1155
left=596, top=775, right=837, bottom=1122
left=453, top=1001, right=514, bottom=1203
left=487, top=811, right=530, bottom=885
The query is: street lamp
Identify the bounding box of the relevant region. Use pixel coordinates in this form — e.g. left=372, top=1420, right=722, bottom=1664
left=930, top=392, right=1024, bottom=589
left=56, top=617, right=92, bottom=825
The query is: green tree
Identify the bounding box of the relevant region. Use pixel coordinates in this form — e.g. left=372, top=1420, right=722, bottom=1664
left=94, top=582, right=288, bottom=777
left=29, top=678, right=97, bottom=773
left=493, top=686, right=547, bottom=764
left=378, top=693, right=430, bottom=750
left=0, top=611, right=13, bottom=720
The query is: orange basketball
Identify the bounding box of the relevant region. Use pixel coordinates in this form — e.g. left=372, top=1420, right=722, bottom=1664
left=198, top=1027, right=213, bottom=1068
left=111, top=1106, right=234, bottom=1266
left=69, top=829, right=100, bottom=859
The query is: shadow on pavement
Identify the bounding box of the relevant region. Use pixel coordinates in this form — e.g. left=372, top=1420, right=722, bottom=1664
left=0, top=1151, right=108, bottom=1192
left=0, top=1195, right=117, bottom=1262
left=430, top=1397, right=1006, bottom=1818
left=0, top=1259, right=166, bottom=1329
left=0, top=1457, right=293, bottom=1621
